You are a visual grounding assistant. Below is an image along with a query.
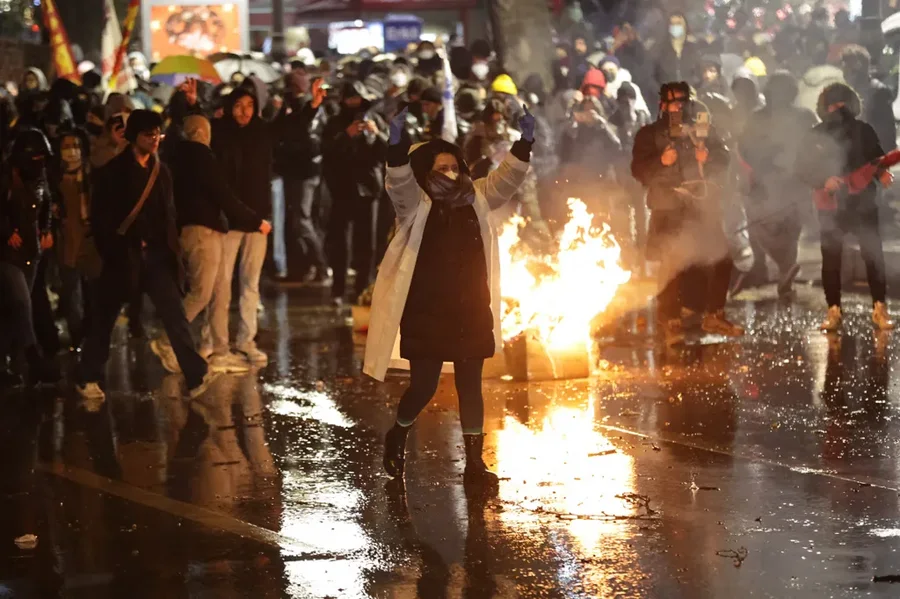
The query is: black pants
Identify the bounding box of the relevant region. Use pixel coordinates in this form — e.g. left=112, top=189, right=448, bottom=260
left=375, top=188, right=395, bottom=265
left=397, top=359, right=485, bottom=433
left=79, top=250, right=207, bottom=389
left=24, top=257, right=60, bottom=356
left=820, top=208, right=886, bottom=307
left=326, top=194, right=377, bottom=299
left=659, top=257, right=733, bottom=320
left=0, top=262, right=37, bottom=358
left=285, top=175, right=327, bottom=275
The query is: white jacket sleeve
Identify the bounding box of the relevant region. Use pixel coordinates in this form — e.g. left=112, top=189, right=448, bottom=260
left=385, top=163, right=422, bottom=222
left=474, top=151, right=530, bottom=211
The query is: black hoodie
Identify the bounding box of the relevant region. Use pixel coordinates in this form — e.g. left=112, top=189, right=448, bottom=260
left=211, top=87, right=274, bottom=227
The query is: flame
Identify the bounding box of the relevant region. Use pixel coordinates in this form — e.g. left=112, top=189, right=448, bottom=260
left=499, top=198, right=631, bottom=348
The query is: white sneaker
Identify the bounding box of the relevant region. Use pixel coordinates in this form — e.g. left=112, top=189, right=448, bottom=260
left=77, top=382, right=106, bottom=401
left=820, top=305, right=842, bottom=332
left=237, top=344, right=268, bottom=367
left=208, top=352, right=251, bottom=373
left=188, top=370, right=223, bottom=399
left=150, top=339, right=181, bottom=374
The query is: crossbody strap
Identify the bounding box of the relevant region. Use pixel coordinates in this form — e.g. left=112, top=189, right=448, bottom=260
left=117, top=155, right=161, bottom=236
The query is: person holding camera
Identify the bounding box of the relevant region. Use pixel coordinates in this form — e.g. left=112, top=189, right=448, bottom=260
left=632, top=82, right=744, bottom=345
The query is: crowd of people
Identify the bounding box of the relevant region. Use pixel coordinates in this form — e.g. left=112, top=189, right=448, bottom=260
left=1, top=4, right=899, bottom=483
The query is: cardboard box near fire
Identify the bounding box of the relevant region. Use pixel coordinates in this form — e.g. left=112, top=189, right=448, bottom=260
left=489, top=333, right=591, bottom=382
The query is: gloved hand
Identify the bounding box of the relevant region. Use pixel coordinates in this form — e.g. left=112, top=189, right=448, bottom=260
left=389, top=107, right=409, bottom=146
left=518, top=105, right=536, bottom=143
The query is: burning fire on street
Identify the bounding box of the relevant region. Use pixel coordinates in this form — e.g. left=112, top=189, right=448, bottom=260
left=499, top=198, right=632, bottom=349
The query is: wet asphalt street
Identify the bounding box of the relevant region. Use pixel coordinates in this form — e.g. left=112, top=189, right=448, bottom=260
left=4, top=284, right=900, bottom=598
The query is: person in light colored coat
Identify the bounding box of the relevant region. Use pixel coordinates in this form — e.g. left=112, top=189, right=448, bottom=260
left=364, top=106, right=535, bottom=490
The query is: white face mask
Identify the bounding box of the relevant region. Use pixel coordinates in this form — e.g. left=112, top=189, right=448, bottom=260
left=419, top=49, right=435, bottom=61
left=390, top=72, right=409, bottom=88
left=669, top=24, right=685, bottom=39
left=471, top=62, right=490, bottom=80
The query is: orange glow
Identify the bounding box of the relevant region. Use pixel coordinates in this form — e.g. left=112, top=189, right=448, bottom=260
left=499, top=198, right=631, bottom=348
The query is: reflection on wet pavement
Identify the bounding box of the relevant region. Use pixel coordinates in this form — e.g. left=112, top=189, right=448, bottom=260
left=5, top=287, right=900, bottom=597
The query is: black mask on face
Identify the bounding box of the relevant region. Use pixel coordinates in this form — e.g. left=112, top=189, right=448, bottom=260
left=425, top=171, right=476, bottom=208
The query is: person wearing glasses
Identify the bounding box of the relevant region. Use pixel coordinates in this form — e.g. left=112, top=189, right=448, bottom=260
left=77, top=110, right=217, bottom=402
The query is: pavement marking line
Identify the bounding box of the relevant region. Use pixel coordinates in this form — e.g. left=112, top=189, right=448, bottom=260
left=37, top=461, right=329, bottom=558
left=598, top=424, right=900, bottom=492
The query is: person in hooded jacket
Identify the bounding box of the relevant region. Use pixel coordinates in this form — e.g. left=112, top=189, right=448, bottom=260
left=738, top=71, right=816, bottom=297
left=54, top=127, right=94, bottom=349
left=321, top=81, right=389, bottom=306
left=209, top=86, right=275, bottom=367
left=414, top=41, right=443, bottom=80
left=272, top=73, right=329, bottom=283
left=366, top=105, right=536, bottom=490
left=795, top=83, right=895, bottom=333
left=160, top=78, right=204, bottom=163
left=0, top=127, right=60, bottom=384
left=150, top=115, right=272, bottom=376
left=840, top=45, right=896, bottom=153
left=16, top=67, right=48, bottom=126
left=632, top=82, right=744, bottom=345
left=559, top=68, right=622, bottom=222
left=653, top=14, right=701, bottom=96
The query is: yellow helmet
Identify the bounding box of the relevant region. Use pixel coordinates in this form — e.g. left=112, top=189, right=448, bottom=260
left=491, top=74, right=518, bottom=96
left=744, top=56, right=767, bottom=78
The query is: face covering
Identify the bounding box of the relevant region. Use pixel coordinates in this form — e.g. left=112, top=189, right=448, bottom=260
left=419, top=49, right=436, bottom=61
left=669, top=24, right=685, bottom=39
left=61, top=148, right=82, bottom=170
left=390, top=71, right=409, bottom=88
left=471, top=62, right=490, bottom=80
left=425, top=171, right=475, bottom=208
left=441, top=170, right=459, bottom=181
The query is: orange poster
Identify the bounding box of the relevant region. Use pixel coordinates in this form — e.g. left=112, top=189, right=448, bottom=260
left=148, top=3, right=241, bottom=61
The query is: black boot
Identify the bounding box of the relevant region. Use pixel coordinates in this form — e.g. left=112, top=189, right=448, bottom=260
left=463, top=434, right=499, bottom=490
left=384, top=424, right=410, bottom=479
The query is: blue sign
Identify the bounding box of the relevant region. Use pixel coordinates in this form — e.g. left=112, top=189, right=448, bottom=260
left=383, top=20, right=422, bottom=52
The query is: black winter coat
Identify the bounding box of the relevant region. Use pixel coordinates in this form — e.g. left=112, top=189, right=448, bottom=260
left=211, top=113, right=274, bottom=228
left=398, top=139, right=493, bottom=361
left=273, top=97, right=324, bottom=179
left=653, top=41, right=701, bottom=91
left=91, top=149, right=181, bottom=291
left=0, top=174, right=52, bottom=267
left=170, top=139, right=263, bottom=233
left=857, top=79, right=897, bottom=153
left=322, top=106, right=388, bottom=200
left=795, top=107, right=884, bottom=211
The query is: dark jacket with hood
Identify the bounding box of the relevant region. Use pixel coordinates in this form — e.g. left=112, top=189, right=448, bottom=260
left=273, top=95, right=325, bottom=180
left=321, top=90, right=388, bottom=200
left=739, top=72, right=817, bottom=212
left=0, top=129, right=53, bottom=268
left=170, top=138, right=264, bottom=233
left=853, top=78, right=897, bottom=153
left=91, top=148, right=181, bottom=292
left=795, top=105, right=884, bottom=212
left=393, top=137, right=495, bottom=361
left=632, top=111, right=730, bottom=257
left=160, top=89, right=205, bottom=163
left=653, top=38, right=701, bottom=92
left=211, top=87, right=274, bottom=228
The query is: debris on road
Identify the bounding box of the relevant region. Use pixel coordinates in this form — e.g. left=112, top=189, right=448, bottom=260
left=716, top=547, right=748, bottom=567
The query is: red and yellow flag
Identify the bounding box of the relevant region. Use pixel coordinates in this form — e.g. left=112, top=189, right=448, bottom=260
left=110, top=0, right=140, bottom=90
left=41, top=0, right=80, bottom=84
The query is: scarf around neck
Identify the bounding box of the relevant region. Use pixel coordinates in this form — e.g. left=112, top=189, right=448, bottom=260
left=424, top=171, right=476, bottom=208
